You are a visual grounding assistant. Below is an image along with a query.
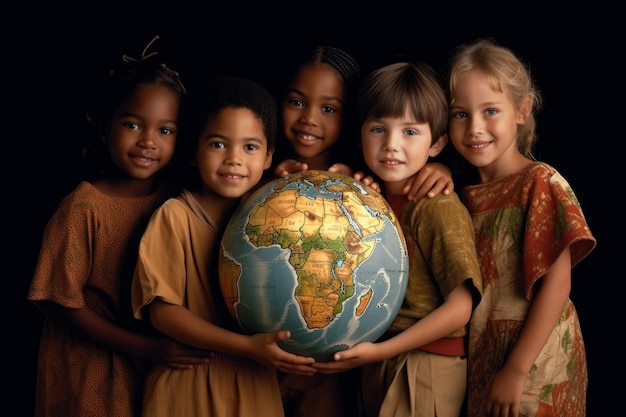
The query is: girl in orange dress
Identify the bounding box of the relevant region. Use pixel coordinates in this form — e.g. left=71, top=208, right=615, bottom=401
left=28, top=36, right=211, bottom=417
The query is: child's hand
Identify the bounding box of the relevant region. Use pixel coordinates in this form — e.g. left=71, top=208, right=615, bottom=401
left=274, top=159, right=308, bottom=178
left=147, top=337, right=214, bottom=370
left=313, top=341, right=378, bottom=374
left=403, top=162, right=453, bottom=202
left=327, top=163, right=353, bottom=176
left=249, top=331, right=317, bottom=376
left=351, top=171, right=381, bottom=194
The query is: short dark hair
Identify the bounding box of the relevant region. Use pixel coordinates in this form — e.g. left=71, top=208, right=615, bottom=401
left=358, top=62, right=448, bottom=144
left=182, top=76, right=277, bottom=153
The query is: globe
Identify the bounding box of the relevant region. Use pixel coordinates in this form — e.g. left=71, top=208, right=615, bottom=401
left=218, top=170, right=409, bottom=361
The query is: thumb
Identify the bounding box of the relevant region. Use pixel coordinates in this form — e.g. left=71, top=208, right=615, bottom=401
left=274, top=330, right=291, bottom=342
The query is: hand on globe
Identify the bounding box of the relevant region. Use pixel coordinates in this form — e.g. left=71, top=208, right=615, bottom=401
left=246, top=331, right=317, bottom=376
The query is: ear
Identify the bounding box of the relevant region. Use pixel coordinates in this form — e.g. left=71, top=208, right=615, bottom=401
left=517, top=95, right=532, bottom=125
left=428, top=134, right=448, bottom=158
left=264, top=150, right=274, bottom=170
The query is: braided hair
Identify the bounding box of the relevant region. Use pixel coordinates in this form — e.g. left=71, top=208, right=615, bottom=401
left=274, top=46, right=362, bottom=170
left=83, top=36, right=186, bottom=180
left=307, top=46, right=361, bottom=89
left=281, top=46, right=361, bottom=103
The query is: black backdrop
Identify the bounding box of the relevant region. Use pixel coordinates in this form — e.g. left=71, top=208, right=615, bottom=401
left=9, top=3, right=617, bottom=416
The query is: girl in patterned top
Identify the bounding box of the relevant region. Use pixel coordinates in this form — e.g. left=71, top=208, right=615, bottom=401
left=446, top=38, right=596, bottom=417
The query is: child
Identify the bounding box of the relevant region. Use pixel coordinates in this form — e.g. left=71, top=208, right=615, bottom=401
left=446, top=38, right=596, bottom=417
left=314, top=61, right=483, bottom=417
left=131, top=76, right=317, bottom=417
left=272, top=45, right=365, bottom=417
left=27, top=36, right=212, bottom=417
left=273, top=45, right=453, bottom=201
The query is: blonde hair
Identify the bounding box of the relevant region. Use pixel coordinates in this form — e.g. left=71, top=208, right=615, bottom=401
left=448, top=39, right=542, bottom=158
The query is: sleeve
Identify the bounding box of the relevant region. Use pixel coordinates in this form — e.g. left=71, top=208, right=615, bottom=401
left=523, top=166, right=596, bottom=296
left=131, top=198, right=189, bottom=319
left=413, top=193, right=483, bottom=300
left=27, top=188, right=95, bottom=308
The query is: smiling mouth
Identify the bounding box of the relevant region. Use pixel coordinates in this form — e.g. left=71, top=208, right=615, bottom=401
left=131, top=154, right=157, bottom=163
left=381, top=160, right=403, bottom=165
left=295, top=132, right=319, bottom=141
left=468, top=142, right=489, bottom=149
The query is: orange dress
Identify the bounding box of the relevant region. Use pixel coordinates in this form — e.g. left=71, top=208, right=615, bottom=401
left=28, top=181, right=175, bottom=417
left=132, top=190, right=285, bottom=417
left=463, top=162, right=596, bottom=417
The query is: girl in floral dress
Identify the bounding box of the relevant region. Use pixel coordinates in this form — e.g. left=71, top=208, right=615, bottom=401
left=446, top=38, right=596, bottom=417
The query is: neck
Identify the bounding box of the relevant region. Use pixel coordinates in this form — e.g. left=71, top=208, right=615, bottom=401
left=92, top=176, right=157, bottom=198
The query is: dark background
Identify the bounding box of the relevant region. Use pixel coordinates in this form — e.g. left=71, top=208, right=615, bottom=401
left=8, top=3, right=617, bottom=416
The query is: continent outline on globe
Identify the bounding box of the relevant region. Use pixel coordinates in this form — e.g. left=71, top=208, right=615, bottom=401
left=219, top=170, right=409, bottom=361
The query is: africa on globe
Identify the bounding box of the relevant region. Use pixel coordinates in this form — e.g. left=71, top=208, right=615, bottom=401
left=218, top=170, right=408, bottom=361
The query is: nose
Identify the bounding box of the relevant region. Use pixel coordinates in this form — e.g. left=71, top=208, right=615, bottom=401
left=298, top=107, right=318, bottom=127
left=467, top=115, right=484, bottom=137
left=224, top=148, right=243, bottom=166
left=137, top=130, right=157, bottom=149
left=382, top=132, right=399, bottom=152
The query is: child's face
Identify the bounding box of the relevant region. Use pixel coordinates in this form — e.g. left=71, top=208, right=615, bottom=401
left=361, top=105, right=444, bottom=194
left=107, top=84, right=179, bottom=180
left=448, top=70, right=522, bottom=178
left=282, top=63, right=345, bottom=166
left=194, top=107, right=273, bottom=198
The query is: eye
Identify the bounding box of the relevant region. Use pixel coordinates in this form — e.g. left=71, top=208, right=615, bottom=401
left=209, top=141, right=226, bottom=149
left=404, top=129, right=418, bottom=136
left=286, top=98, right=304, bottom=108
left=486, top=108, right=498, bottom=116
left=321, top=105, right=337, bottom=114
left=371, top=126, right=384, bottom=134
left=159, top=127, right=175, bottom=135
left=452, top=111, right=467, bottom=119
left=122, top=121, right=140, bottom=130
left=244, top=143, right=259, bottom=151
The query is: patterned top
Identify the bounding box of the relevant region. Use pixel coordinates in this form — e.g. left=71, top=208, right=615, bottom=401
left=463, top=162, right=596, bottom=417
left=131, top=189, right=285, bottom=417
left=385, top=192, right=483, bottom=343
left=28, top=181, right=175, bottom=417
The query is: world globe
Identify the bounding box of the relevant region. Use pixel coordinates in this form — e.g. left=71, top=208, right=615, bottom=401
left=218, top=170, right=409, bottom=361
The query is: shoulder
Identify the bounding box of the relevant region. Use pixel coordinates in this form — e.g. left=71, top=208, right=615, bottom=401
left=407, top=192, right=471, bottom=230
left=51, top=181, right=103, bottom=217
left=414, top=191, right=466, bottom=214
left=61, top=181, right=99, bottom=201
left=151, top=193, right=189, bottom=218
left=522, top=162, right=580, bottom=198
left=522, top=161, right=568, bottom=186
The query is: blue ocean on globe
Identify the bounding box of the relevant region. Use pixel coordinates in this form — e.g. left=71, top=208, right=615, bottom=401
left=219, top=170, right=409, bottom=361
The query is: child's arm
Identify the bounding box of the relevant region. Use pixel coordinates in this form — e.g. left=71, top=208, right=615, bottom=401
left=37, top=300, right=213, bottom=369
left=484, top=248, right=572, bottom=416
left=314, top=282, right=474, bottom=373
left=148, top=298, right=317, bottom=375
left=403, top=162, right=454, bottom=201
